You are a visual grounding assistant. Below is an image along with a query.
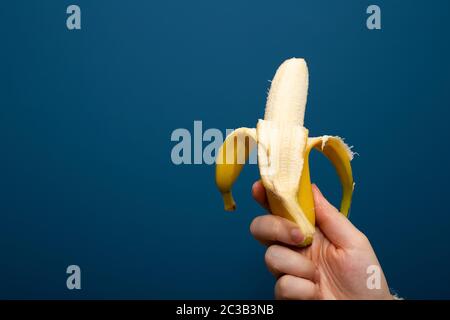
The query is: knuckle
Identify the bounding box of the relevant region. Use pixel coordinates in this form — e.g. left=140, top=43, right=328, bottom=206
left=272, top=218, right=282, bottom=241
left=264, top=245, right=281, bottom=269
left=275, top=275, right=291, bottom=300
left=250, top=215, right=279, bottom=240
left=249, top=216, right=262, bottom=235
left=356, top=231, right=370, bottom=247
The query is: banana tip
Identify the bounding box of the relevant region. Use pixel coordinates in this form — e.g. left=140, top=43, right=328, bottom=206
left=222, top=192, right=236, bottom=211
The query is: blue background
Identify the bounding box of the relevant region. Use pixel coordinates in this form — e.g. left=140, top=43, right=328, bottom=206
left=1, top=0, right=449, bottom=299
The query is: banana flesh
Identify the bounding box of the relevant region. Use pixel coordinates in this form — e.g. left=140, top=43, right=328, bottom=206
left=215, top=58, right=355, bottom=246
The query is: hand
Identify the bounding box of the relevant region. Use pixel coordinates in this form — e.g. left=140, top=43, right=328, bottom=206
left=250, top=181, right=393, bottom=300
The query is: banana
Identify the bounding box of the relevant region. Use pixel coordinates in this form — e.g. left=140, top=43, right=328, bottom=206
left=215, top=58, right=355, bottom=246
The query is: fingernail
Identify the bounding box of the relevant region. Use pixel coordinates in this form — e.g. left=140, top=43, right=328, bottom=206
left=290, top=228, right=303, bottom=244
left=252, top=181, right=259, bottom=193
left=312, top=183, right=322, bottom=195
left=312, top=183, right=324, bottom=203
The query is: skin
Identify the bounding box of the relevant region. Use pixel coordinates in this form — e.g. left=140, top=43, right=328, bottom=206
left=250, top=181, right=394, bottom=300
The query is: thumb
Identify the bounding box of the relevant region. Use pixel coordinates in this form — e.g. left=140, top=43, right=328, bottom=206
left=312, top=184, right=362, bottom=249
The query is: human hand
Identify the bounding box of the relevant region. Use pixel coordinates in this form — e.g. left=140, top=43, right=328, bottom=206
left=250, top=181, right=393, bottom=300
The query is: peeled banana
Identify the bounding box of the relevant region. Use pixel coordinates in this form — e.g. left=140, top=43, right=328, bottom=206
left=215, top=58, right=355, bottom=246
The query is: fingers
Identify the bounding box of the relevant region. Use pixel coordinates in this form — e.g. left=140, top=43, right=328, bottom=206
left=252, top=181, right=364, bottom=249
left=251, top=180, right=269, bottom=210
left=275, top=275, right=317, bottom=300
left=250, top=215, right=304, bottom=246
left=312, top=184, right=364, bottom=249
left=265, top=245, right=317, bottom=280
